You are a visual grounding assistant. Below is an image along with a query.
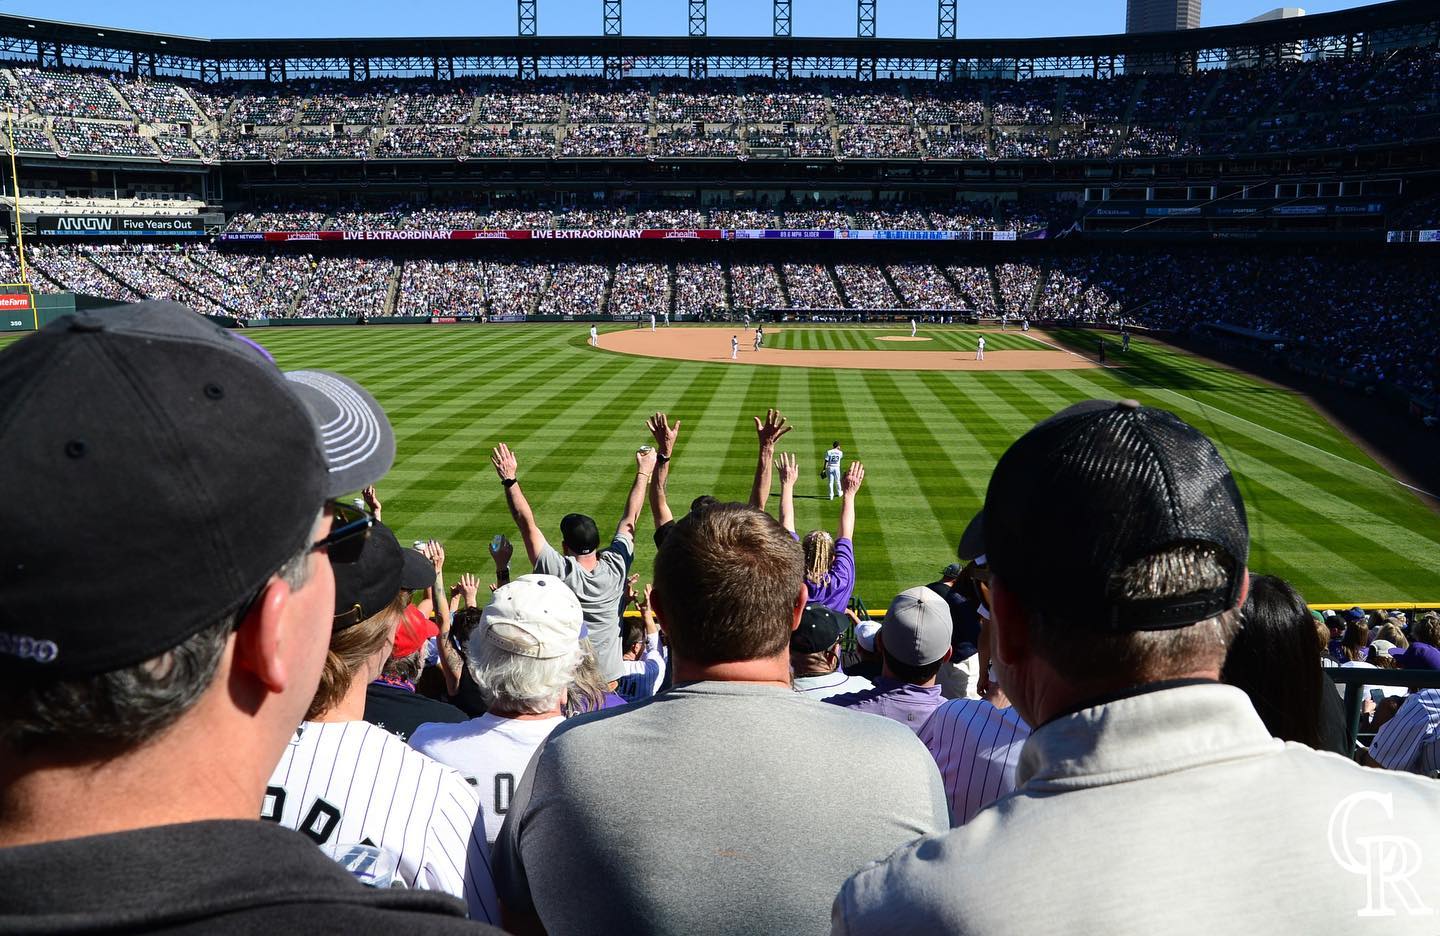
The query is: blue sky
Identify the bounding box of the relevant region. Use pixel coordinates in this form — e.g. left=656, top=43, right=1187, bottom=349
left=5, top=0, right=1383, bottom=39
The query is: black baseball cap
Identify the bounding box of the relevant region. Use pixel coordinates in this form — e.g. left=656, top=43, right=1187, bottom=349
left=791, top=604, right=847, bottom=653
left=984, top=399, right=1248, bottom=631
left=0, top=301, right=395, bottom=675
left=560, top=513, right=600, bottom=555
left=957, top=511, right=986, bottom=564
left=334, top=523, right=428, bottom=629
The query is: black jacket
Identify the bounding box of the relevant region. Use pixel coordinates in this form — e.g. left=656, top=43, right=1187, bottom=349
left=0, top=819, right=502, bottom=934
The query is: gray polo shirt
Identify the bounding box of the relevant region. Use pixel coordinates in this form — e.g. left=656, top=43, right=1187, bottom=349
left=833, top=682, right=1440, bottom=935
left=533, top=532, right=633, bottom=681
left=495, top=681, right=946, bottom=936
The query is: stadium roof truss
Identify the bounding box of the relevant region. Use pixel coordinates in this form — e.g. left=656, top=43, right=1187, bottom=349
left=0, top=0, right=1434, bottom=82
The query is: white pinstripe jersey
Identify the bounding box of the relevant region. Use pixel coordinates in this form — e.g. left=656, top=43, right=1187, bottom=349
left=918, top=699, right=1030, bottom=826
left=1368, top=688, right=1440, bottom=777
left=262, top=719, right=499, bottom=924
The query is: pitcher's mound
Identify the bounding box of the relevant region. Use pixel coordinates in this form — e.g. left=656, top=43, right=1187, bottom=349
left=876, top=336, right=933, bottom=342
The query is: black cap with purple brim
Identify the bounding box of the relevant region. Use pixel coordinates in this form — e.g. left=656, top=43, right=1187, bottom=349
left=0, top=301, right=395, bottom=676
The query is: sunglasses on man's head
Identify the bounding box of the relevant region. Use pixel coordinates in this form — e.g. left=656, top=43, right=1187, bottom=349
left=314, top=500, right=373, bottom=565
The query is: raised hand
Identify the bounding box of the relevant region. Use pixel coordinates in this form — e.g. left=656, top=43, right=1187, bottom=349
left=841, top=461, right=866, bottom=495
left=458, top=572, right=480, bottom=606
left=360, top=485, right=382, bottom=520
left=753, top=408, right=793, bottom=450
left=777, top=451, right=798, bottom=487
left=489, top=533, right=513, bottom=570
left=646, top=412, right=681, bottom=456
left=491, top=443, right=518, bottom=481
left=636, top=447, right=658, bottom=475
left=426, top=539, right=445, bottom=573
left=624, top=572, right=641, bottom=608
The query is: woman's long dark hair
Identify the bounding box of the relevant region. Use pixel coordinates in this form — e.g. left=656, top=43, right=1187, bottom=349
left=1221, top=574, right=1325, bottom=750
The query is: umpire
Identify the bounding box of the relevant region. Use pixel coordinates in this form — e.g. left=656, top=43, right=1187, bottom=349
left=0, top=302, right=500, bottom=933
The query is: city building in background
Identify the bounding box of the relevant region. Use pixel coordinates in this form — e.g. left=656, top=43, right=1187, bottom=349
left=1126, top=0, right=1203, bottom=34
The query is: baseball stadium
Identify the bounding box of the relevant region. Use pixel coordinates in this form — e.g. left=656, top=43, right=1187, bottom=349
left=1, top=0, right=1440, bottom=929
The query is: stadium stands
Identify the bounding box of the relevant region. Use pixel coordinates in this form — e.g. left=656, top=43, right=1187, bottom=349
left=0, top=48, right=1435, bottom=161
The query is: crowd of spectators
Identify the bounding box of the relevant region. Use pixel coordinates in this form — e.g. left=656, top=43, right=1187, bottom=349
left=0, top=50, right=1437, bottom=161
left=993, top=262, right=1042, bottom=315
left=480, top=260, right=549, bottom=317
left=606, top=261, right=669, bottom=318
left=293, top=256, right=393, bottom=319
left=672, top=260, right=728, bottom=315
left=536, top=261, right=609, bottom=316
left=729, top=261, right=785, bottom=311
left=218, top=199, right=1067, bottom=233
left=834, top=264, right=900, bottom=309
left=396, top=259, right=491, bottom=317
left=49, top=118, right=157, bottom=158
left=782, top=262, right=843, bottom=310
left=888, top=263, right=962, bottom=309
left=11, top=242, right=1438, bottom=396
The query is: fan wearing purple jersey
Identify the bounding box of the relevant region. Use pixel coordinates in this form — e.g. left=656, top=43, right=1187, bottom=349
left=778, top=454, right=864, bottom=615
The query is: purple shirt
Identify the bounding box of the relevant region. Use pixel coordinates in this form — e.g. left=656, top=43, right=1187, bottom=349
left=825, top=677, right=944, bottom=733
left=803, top=536, right=855, bottom=614
left=1392, top=642, right=1440, bottom=670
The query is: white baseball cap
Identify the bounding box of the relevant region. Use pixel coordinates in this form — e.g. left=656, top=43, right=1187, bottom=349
left=480, top=574, right=583, bottom=660
left=854, top=621, right=881, bottom=653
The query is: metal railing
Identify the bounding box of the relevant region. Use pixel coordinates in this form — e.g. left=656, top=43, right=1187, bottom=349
left=1327, top=667, right=1440, bottom=755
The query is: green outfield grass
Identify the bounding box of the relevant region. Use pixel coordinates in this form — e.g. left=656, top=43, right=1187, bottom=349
left=6, top=323, right=1439, bottom=603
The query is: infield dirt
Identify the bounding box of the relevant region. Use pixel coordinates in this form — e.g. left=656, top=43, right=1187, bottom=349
left=603, top=327, right=1099, bottom=371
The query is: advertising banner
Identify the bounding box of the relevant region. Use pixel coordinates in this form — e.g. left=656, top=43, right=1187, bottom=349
left=217, top=228, right=724, bottom=243
left=0, top=293, right=33, bottom=311
left=38, top=215, right=205, bottom=236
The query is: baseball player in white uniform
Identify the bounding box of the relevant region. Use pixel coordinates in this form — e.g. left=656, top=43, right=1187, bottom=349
left=589, top=325, right=598, bottom=347
left=976, top=335, right=985, bottom=361
left=823, top=441, right=844, bottom=500
left=663, top=310, right=670, bottom=326
left=264, top=522, right=500, bottom=923
left=650, top=313, right=656, bottom=332
left=918, top=699, right=1030, bottom=826
left=731, top=335, right=739, bottom=359
left=911, top=318, right=917, bottom=337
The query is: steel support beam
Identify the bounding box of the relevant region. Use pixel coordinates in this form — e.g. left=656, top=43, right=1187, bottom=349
left=939, top=0, right=956, bottom=39
left=689, top=0, right=706, bottom=36
left=518, top=0, right=537, bottom=36
left=774, top=0, right=791, bottom=38
left=859, top=0, right=876, bottom=39
left=603, top=0, right=621, bottom=36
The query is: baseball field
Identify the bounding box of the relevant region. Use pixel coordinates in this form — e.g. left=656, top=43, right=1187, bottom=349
left=9, top=322, right=1439, bottom=603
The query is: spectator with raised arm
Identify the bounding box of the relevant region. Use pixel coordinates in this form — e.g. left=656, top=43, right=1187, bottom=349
left=802, top=462, right=864, bottom=614
left=750, top=408, right=793, bottom=512
left=491, top=442, right=653, bottom=684
left=615, top=580, right=668, bottom=702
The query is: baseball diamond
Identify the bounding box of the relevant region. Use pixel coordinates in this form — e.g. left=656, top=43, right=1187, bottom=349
left=11, top=322, right=1423, bottom=604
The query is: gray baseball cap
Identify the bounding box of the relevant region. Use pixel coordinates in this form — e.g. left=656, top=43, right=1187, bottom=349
left=881, top=587, right=953, bottom=666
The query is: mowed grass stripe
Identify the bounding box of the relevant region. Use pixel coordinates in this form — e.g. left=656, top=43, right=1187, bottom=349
left=839, top=370, right=954, bottom=591
left=406, top=356, right=680, bottom=559
left=386, top=352, right=671, bottom=529
left=808, top=368, right=898, bottom=595
left=864, top=370, right=975, bottom=557
left=893, top=372, right=997, bottom=500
